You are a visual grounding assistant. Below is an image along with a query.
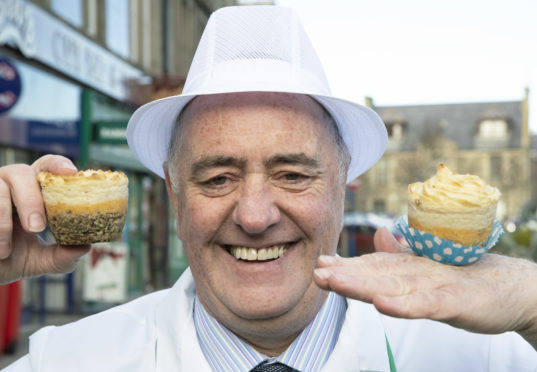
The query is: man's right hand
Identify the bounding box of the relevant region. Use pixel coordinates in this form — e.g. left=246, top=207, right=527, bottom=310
left=0, top=154, right=91, bottom=284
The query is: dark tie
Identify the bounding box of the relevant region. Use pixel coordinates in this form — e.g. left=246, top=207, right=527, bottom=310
left=250, top=361, right=298, bottom=372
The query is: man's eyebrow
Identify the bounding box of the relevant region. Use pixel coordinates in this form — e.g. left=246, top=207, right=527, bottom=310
left=190, top=156, right=246, bottom=178
left=265, top=153, right=320, bottom=169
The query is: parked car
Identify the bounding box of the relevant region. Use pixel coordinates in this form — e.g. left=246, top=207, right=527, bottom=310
left=343, top=212, right=405, bottom=256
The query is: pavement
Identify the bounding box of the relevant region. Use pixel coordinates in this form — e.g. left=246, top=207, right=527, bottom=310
left=0, top=313, right=86, bottom=370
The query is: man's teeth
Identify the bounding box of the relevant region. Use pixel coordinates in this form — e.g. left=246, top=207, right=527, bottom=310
left=230, top=245, right=286, bottom=261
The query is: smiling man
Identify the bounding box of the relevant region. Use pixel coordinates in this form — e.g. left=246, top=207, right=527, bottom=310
left=164, top=92, right=347, bottom=359
left=3, top=5, right=537, bottom=372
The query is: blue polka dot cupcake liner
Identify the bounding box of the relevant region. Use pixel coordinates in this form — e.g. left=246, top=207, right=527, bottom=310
left=394, top=216, right=504, bottom=265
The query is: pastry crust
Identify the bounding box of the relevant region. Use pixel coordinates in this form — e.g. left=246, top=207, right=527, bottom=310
left=38, top=170, right=128, bottom=245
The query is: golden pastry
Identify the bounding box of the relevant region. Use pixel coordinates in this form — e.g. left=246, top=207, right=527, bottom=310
left=37, top=170, right=128, bottom=245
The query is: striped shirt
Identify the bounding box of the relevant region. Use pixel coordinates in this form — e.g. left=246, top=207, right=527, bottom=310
left=193, top=292, right=347, bottom=372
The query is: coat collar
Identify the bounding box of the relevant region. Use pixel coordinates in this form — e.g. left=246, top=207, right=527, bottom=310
left=323, top=298, right=390, bottom=371
left=155, top=268, right=212, bottom=372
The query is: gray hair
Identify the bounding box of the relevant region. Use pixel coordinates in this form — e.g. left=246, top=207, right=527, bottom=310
left=166, top=99, right=351, bottom=192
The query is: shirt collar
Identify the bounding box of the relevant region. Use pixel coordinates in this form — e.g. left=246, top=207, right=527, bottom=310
left=193, top=291, right=347, bottom=371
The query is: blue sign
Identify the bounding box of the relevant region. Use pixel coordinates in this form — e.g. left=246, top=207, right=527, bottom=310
left=0, top=58, right=22, bottom=114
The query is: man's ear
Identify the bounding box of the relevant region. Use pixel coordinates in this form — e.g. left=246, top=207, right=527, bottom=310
left=163, top=161, right=179, bottom=215
left=164, top=162, right=184, bottom=240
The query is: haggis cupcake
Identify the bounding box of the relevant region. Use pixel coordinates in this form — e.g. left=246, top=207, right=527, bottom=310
left=396, top=164, right=503, bottom=265
left=37, top=170, right=128, bottom=245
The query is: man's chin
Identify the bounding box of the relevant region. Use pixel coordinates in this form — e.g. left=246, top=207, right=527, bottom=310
left=233, top=304, right=293, bottom=321
left=223, top=292, right=298, bottom=321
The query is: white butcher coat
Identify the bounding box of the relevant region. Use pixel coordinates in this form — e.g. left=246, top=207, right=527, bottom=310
left=4, top=268, right=537, bottom=372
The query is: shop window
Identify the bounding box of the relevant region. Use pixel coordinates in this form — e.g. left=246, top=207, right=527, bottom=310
left=51, top=0, right=83, bottom=28
left=0, top=55, right=81, bottom=158
left=105, top=0, right=130, bottom=59
left=478, top=119, right=508, bottom=139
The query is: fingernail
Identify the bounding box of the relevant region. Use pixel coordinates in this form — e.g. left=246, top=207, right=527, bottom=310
left=28, top=213, right=45, bottom=232
left=318, top=255, right=337, bottom=265
left=314, top=268, right=331, bottom=280
left=61, top=161, right=77, bottom=171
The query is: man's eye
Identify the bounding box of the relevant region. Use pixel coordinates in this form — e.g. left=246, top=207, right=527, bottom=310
left=283, top=173, right=302, bottom=181
left=280, top=172, right=312, bottom=185
left=207, top=175, right=229, bottom=186
left=209, top=176, right=227, bottom=186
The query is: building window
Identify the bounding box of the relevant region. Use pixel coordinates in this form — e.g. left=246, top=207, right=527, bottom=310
left=479, top=119, right=507, bottom=139
left=51, top=0, right=83, bottom=28
left=490, top=155, right=502, bottom=182
left=105, top=0, right=130, bottom=59
left=386, top=122, right=403, bottom=140
left=375, top=159, right=387, bottom=185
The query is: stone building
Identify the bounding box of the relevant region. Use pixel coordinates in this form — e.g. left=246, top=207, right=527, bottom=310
left=347, top=89, right=531, bottom=222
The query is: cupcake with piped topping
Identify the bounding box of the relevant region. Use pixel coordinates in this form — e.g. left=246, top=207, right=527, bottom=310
left=408, top=164, right=501, bottom=246
left=396, top=164, right=503, bottom=265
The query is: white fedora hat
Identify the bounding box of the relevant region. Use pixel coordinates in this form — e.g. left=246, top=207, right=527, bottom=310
left=126, top=5, right=387, bottom=183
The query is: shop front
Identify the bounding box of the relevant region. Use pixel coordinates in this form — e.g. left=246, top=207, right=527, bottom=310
left=0, top=0, right=185, bottom=321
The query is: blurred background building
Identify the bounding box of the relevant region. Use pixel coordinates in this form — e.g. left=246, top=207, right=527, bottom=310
left=350, top=91, right=531, bottom=218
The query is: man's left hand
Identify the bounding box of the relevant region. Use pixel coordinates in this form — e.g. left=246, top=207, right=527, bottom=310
left=313, top=227, right=537, bottom=349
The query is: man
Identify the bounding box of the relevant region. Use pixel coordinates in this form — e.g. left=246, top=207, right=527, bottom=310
left=1, top=5, right=537, bottom=371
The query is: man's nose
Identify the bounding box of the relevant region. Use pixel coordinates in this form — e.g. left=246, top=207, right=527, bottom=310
left=232, top=178, right=281, bottom=234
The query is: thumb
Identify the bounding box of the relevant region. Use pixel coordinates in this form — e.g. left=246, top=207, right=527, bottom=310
left=374, top=227, right=408, bottom=253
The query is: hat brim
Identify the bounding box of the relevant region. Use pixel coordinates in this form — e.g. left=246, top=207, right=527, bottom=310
left=126, top=89, right=387, bottom=183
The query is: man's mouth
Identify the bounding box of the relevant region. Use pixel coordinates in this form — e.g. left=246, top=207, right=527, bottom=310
left=226, top=244, right=290, bottom=261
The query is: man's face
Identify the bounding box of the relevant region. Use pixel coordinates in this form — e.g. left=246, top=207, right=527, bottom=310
left=166, top=92, right=346, bottom=350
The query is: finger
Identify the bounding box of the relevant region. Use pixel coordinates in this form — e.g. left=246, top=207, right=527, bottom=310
left=316, top=252, right=422, bottom=279
left=0, top=179, right=12, bottom=259
left=317, top=254, right=348, bottom=268
left=51, top=244, right=91, bottom=274
left=373, top=290, right=458, bottom=321
left=21, top=239, right=91, bottom=277
left=374, top=227, right=412, bottom=254
left=0, top=164, right=46, bottom=233
left=314, top=268, right=426, bottom=302
left=31, top=154, right=78, bottom=176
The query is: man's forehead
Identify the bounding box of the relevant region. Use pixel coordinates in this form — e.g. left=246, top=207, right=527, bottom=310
left=181, top=92, right=325, bottom=124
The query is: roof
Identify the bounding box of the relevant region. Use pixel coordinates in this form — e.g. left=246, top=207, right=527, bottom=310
left=373, top=100, right=523, bottom=151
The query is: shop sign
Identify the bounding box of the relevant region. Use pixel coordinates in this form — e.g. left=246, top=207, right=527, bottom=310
left=0, top=118, right=80, bottom=157
left=0, top=57, right=21, bottom=114
left=27, top=119, right=79, bottom=146
left=83, top=242, right=128, bottom=303
left=0, top=0, right=145, bottom=102
left=95, top=121, right=128, bottom=145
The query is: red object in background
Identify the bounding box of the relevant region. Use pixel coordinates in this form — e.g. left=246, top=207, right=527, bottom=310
left=349, top=225, right=377, bottom=255
left=0, top=281, right=21, bottom=356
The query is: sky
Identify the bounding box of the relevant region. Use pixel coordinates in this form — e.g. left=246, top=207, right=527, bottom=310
left=275, top=0, right=537, bottom=133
